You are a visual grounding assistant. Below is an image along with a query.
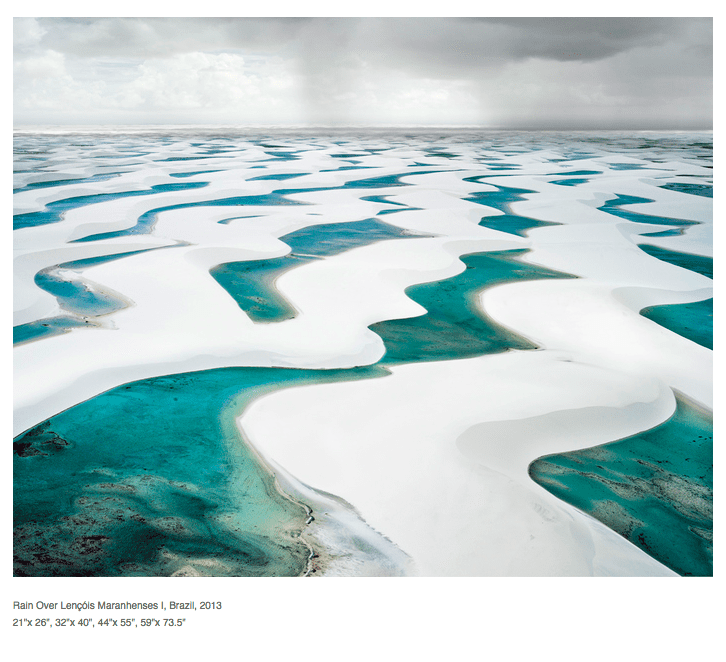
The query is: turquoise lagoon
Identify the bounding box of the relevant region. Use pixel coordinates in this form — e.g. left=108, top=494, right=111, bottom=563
left=14, top=245, right=571, bottom=576
left=529, top=393, right=712, bottom=576
left=14, top=365, right=387, bottom=577
left=14, top=130, right=713, bottom=576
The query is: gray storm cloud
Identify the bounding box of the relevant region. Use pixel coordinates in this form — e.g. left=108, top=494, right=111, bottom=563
left=14, top=17, right=712, bottom=128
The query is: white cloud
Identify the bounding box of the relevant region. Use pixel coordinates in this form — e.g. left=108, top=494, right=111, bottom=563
left=13, top=18, right=46, bottom=52
left=127, top=53, right=256, bottom=109
left=13, top=17, right=712, bottom=128
left=15, top=51, right=67, bottom=82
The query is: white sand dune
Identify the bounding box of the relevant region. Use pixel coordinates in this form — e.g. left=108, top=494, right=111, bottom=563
left=13, top=232, right=520, bottom=435
left=13, top=131, right=712, bottom=575
left=240, top=352, right=678, bottom=576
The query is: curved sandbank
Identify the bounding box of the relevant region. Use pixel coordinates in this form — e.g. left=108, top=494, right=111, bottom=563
left=13, top=232, right=521, bottom=437
left=240, top=351, right=678, bottom=576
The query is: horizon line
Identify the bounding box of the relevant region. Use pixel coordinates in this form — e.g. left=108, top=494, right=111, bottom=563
left=13, top=123, right=714, bottom=132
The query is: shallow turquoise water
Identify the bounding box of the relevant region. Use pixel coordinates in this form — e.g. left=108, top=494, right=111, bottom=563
left=529, top=393, right=713, bottom=576
left=14, top=172, right=121, bottom=193
left=13, top=365, right=387, bottom=577
left=15, top=248, right=171, bottom=347
left=34, top=269, right=124, bottom=317
left=73, top=190, right=308, bottom=242
left=13, top=316, right=94, bottom=345
left=211, top=255, right=310, bottom=323
left=370, top=249, right=575, bottom=364
left=62, top=247, right=167, bottom=270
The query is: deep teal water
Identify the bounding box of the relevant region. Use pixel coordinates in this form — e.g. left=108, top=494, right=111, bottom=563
left=550, top=178, right=590, bottom=186
left=156, top=155, right=217, bottom=162
left=660, top=183, right=712, bottom=198
left=605, top=163, right=648, bottom=170
left=320, top=165, right=374, bottom=172
left=377, top=207, right=422, bottom=216
left=641, top=298, right=713, bottom=350
left=598, top=194, right=699, bottom=228
left=169, top=170, right=221, bottom=178
left=462, top=180, right=559, bottom=236
left=548, top=170, right=602, bottom=177
left=261, top=151, right=301, bottom=161
left=247, top=172, right=307, bottom=181
left=270, top=169, right=446, bottom=198
left=634, top=244, right=712, bottom=349
left=462, top=180, right=535, bottom=213
left=640, top=229, right=684, bottom=238
left=361, top=194, right=408, bottom=207
left=529, top=393, right=713, bottom=576
left=478, top=213, right=558, bottom=237
left=278, top=216, right=421, bottom=257
left=637, top=244, right=713, bottom=279
left=479, top=163, right=519, bottom=170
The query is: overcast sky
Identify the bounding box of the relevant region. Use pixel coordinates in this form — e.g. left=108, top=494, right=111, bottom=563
left=13, top=17, right=713, bottom=129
